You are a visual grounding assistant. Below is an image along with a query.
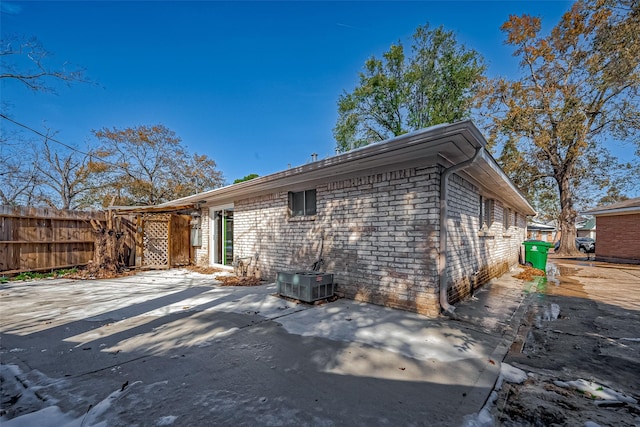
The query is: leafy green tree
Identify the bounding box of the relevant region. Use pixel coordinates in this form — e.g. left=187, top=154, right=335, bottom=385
left=92, top=124, right=224, bottom=206
left=478, top=0, right=639, bottom=254
left=233, top=173, right=259, bottom=184
left=334, top=24, right=485, bottom=152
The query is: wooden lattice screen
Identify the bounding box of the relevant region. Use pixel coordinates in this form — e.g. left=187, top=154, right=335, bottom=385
left=142, top=213, right=170, bottom=268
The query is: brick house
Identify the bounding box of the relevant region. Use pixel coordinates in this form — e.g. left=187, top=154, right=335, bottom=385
left=159, top=121, right=535, bottom=316
left=527, top=220, right=557, bottom=243
left=583, top=198, right=640, bottom=264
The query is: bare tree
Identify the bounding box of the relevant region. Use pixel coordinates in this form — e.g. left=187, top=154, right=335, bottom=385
left=1, top=35, right=88, bottom=93
left=33, top=131, right=110, bottom=209
left=93, top=125, right=224, bottom=206
left=0, top=141, right=40, bottom=205
left=1, top=34, right=91, bottom=207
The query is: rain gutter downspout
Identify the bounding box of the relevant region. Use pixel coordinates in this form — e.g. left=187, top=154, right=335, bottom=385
left=439, top=146, right=483, bottom=316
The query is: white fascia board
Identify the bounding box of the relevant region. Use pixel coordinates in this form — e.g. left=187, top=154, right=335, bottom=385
left=583, top=206, right=640, bottom=216
left=159, top=121, right=483, bottom=208
left=159, top=120, right=535, bottom=214
left=527, top=222, right=556, bottom=230
left=461, top=149, right=536, bottom=216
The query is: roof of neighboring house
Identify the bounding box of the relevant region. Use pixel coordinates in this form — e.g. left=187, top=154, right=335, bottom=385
left=583, top=197, right=640, bottom=216
left=577, top=217, right=596, bottom=230
left=159, top=120, right=536, bottom=216
left=527, top=221, right=556, bottom=231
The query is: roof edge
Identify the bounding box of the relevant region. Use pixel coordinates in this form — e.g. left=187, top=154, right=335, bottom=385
left=159, top=121, right=481, bottom=208
left=583, top=206, right=640, bottom=216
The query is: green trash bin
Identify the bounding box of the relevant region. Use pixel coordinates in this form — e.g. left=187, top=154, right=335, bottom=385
left=522, top=240, right=553, bottom=271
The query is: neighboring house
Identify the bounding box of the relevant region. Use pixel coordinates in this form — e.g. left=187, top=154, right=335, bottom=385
left=576, top=216, right=596, bottom=240
left=583, top=198, right=640, bottom=264
left=549, top=216, right=596, bottom=248
left=527, top=220, right=557, bottom=243
left=158, top=121, right=536, bottom=316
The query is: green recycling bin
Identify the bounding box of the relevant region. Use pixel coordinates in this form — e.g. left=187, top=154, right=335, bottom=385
left=522, top=240, right=553, bottom=271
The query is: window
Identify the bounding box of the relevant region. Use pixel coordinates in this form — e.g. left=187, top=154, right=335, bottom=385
left=479, top=196, right=494, bottom=229
left=504, top=207, right=511, bottom=230
left=288, top=189, right=316, bottom=217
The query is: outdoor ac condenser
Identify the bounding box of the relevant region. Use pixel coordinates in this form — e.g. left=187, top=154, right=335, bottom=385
left=276, top=271, right=334, bottom=303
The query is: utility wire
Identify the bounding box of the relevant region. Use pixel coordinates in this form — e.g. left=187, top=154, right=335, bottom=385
left=0, top=113, right=120, bottom=168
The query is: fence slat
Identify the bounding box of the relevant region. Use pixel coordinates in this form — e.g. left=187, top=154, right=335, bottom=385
left=0, top=206, right=107, bottom=274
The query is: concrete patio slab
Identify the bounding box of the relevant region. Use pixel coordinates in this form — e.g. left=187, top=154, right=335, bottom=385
left=0, top=268, right=530, bottom=426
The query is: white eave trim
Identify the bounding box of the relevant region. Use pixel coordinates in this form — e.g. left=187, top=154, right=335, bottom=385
left=158, top=120, right=535, bottom=216
left=478, top=149, right=536, bottom=216
left=159, top=121, right=479, bottom=208
left=583, top=206, right=640, bottom=216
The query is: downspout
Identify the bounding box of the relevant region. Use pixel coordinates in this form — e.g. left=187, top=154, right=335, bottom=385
left=439, top=147, right=483, bottom=316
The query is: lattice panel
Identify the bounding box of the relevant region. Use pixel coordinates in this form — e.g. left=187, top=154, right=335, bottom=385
left=143, top=217, right=169, bottom=267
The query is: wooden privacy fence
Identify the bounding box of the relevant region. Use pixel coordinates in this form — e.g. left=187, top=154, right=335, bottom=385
left=0, top=205, right=105, bottom=275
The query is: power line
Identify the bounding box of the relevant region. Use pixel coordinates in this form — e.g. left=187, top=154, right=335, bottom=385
left=0, top=113, right=120, bottom=168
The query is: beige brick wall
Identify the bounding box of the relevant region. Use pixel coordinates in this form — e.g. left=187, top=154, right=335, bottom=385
left=194, top=208, right=210, bottom=266
left=446, top=174, right=526, bottom=303
left=226, top=165, right=528, bottom=316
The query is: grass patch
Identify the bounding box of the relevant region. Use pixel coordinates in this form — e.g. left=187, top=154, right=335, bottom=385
left=4, top=268, right=79, bottom=282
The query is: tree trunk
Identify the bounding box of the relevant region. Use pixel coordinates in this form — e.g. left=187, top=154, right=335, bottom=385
left=556, top=173, right=580, bottom=255
left=88, top=209, right=124, bottom=277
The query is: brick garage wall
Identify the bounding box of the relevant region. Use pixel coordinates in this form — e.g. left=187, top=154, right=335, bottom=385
left=234, top=166, right=442, bottom=316
left=595, top=213, right=640, bottom=263
left=446, top=173, right=526, bottom=304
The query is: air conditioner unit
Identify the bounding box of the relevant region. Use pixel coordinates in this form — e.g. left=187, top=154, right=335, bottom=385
left=276, top=271, right=334, bottom=303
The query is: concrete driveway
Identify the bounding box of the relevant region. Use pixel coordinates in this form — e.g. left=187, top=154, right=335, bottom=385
left=0, top=269, right=528, bottom=426
left=494, top=257, right=640, bottom=426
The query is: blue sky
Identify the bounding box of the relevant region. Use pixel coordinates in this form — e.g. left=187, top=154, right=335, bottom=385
left=1, top=1, right=575, bottom=184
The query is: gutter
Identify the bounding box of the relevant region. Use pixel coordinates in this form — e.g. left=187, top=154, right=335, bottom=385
left=582, top=207, right=640, bottom=216
left=439, top=147, right=483, bottom=316
left=158, top=121, right=474, bottom=209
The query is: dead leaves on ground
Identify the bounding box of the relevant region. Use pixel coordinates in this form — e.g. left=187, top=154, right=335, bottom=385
left=217, top=276, right=263, bottom=287
left=185, top=265, right=227, bottom=275
left=185, top=265, right=263, bottom=286
left=64, top=266, right=135, bottom=280
left=514, top=266, right=546, bottom=281
left=55, top=264, right=263, bottom=286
